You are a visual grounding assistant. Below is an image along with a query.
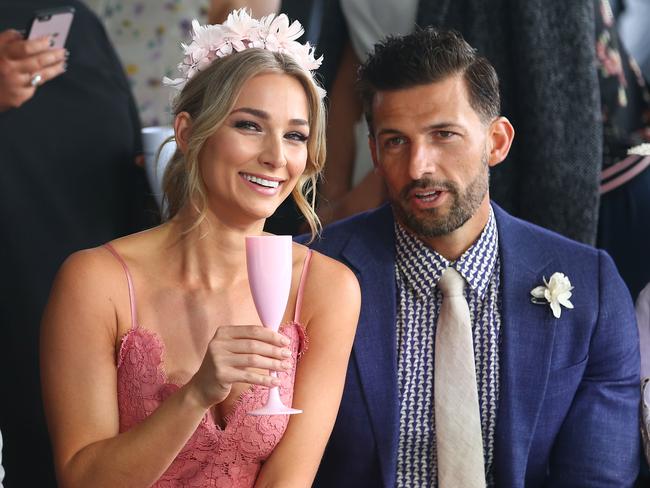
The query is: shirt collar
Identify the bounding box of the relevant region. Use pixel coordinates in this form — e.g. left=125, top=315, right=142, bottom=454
left=394, top=206, right=499, bottom=299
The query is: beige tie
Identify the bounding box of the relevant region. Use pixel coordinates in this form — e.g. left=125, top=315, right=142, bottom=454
left=435, top=267, right=486, bottom=488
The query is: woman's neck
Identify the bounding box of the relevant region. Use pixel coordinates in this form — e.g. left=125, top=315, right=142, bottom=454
left=160, top=206, right=266, bottom=290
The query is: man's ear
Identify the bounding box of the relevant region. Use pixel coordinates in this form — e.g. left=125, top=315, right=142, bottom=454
left=174, top=111, right=193, bottom=154
left=487, top=116, right=515, bottom=168
left=368, top=134, right=382, bottom=174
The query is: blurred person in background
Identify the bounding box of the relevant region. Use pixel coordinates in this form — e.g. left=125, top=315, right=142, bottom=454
left=209, top=0, right=279, bottom=23
left=0, top=1, right=153, bottom=485
left=618, top=0, right=650, bottom=82
left=595, top=0, right=650, bottom=301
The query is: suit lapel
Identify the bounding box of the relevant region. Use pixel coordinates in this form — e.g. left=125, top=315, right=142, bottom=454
left=492, top=206, right=558, bottom=484
left=342, top=205, right=400, bottom=488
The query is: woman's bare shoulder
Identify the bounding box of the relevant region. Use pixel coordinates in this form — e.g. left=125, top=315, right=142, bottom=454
left=43, top=227, right=169, bottom=353
left=41, top=246, right=124, bottom=348
left=292, top=243, right=360, bottom=319
left=104, top=224, right=167, bottom=261
left=51, top=225, right=166, bottom=313
left=57, top=246, right=123, bottom=288
left=294, top=243, right=355, bottom=278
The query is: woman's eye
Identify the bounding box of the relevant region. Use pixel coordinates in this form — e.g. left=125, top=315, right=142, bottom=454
left=286, top=131, right=309, bottom=142
left=234, top=120, right=261, bottom=131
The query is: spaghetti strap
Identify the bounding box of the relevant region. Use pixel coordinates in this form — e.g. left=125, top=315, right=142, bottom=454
left=293, top=249, right=313, bottom=323
left=104, top=243, right=139, bottom=330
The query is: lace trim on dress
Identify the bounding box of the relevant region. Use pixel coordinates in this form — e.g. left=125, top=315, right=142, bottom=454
left=116, top=322, right=307, bottom=487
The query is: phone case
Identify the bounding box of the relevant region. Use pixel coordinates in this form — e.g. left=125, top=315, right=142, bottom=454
left=28, top=7, right=75, bottom=49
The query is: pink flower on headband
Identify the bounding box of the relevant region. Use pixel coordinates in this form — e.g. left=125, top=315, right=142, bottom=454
left=162, top=9, right=324, bottom=96
left=262, top=13, right=304, bottom=48
left=290, top=41, right=322, bottom=71
left=224, top=8, right=260, bottom=37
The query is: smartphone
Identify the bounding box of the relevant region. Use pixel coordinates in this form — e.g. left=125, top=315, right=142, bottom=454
left=27, top=6, right=75, bottom=49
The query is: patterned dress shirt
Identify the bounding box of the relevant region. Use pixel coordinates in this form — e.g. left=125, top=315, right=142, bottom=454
left=395, top=207, right=502, bottom=487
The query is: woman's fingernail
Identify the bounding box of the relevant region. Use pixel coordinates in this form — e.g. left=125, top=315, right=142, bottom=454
left=281, top=361, right=292, bottom=369
left=280, top=336, right=290, bottom=345
left=281, top=348, right=291, bottom=358
left=272, top=378, right=282, bottom=386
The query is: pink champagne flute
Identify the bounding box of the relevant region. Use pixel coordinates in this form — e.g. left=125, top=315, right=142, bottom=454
left=246, top=235, right=302, bottom=416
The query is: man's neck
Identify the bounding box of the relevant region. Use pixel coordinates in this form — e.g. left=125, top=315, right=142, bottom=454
left=417, top=198, right=492, bottom=261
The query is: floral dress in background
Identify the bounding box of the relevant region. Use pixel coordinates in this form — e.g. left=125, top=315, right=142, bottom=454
left=85, top=0, right=209, bottom=126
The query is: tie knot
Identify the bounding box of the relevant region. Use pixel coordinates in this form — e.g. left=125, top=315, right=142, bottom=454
left=438, top=267, right=466, bottom=297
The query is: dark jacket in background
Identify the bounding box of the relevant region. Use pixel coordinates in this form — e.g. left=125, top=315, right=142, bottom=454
left=0, top=2, right=155, bottom=486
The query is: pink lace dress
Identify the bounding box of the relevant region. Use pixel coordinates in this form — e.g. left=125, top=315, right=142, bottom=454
left=105, top=244, right=311, bottom=487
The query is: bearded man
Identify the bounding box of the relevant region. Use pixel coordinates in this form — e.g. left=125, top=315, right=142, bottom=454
left=302, top=28, right=640, bottom=488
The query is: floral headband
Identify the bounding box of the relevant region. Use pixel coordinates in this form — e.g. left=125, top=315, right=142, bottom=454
left=163, top=9, right=325, bottom=97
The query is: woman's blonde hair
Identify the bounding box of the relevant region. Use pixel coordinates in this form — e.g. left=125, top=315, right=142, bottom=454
left=161, top=48, right=326, bottom=239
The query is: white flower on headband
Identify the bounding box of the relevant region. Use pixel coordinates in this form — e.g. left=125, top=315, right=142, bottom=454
left=162, top=9, right=324, bottom=95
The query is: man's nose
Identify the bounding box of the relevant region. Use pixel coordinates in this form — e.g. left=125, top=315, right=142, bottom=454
left=408, top=143, right=437, bottom=180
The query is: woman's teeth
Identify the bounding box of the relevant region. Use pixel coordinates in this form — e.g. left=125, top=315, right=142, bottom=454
left=243, top=174, right=280, bottom=188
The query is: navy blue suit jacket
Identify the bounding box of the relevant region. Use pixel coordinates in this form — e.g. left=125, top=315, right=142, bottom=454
left=301, top=204, right=640, bottom=487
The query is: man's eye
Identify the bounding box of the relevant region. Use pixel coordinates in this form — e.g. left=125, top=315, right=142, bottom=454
left=386, top=136, right=406, bottom=147
left=234, top=120, right=261, bottom=131
left=436, top=130, right=456, bottom=139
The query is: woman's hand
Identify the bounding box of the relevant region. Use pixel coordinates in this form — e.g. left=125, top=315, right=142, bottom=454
left=188, top=325, right=293, bottom=409
left=0, top=29, right=67, bottom=112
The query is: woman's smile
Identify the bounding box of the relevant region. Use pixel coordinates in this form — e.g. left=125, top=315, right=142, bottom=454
left=239, top=171, right=285, bottom=195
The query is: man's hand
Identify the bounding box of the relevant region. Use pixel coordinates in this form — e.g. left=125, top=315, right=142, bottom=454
left=0, top=29, right=67, bottom=112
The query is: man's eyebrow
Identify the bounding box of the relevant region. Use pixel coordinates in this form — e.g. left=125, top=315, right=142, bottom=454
left=231, top=107, right=308, bottom=126
left=376, top=127, right=403, bottom=138
left=376, top=122, right=465, bottom=137
left=425, top=122, right=465, bottom=131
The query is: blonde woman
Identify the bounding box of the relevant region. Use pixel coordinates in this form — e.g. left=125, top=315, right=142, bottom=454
left=40, top=11, right=360, bottom=488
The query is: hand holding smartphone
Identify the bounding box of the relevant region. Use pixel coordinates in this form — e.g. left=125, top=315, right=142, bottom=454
left=0, top=6, right=73, bottom=111
left=27, top=6, right=74, bottom=49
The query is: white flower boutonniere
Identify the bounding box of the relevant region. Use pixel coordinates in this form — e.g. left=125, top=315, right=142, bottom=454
left=530, top=272, right=574, bottom=318
left=628, top=143, right=650, bottom=156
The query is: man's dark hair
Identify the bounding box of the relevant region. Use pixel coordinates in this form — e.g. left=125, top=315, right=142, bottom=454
left=358, top=28, right=500, bottom=132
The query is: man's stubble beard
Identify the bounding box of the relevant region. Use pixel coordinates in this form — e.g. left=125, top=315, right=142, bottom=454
left=391, top=153, right=489, bottom=238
